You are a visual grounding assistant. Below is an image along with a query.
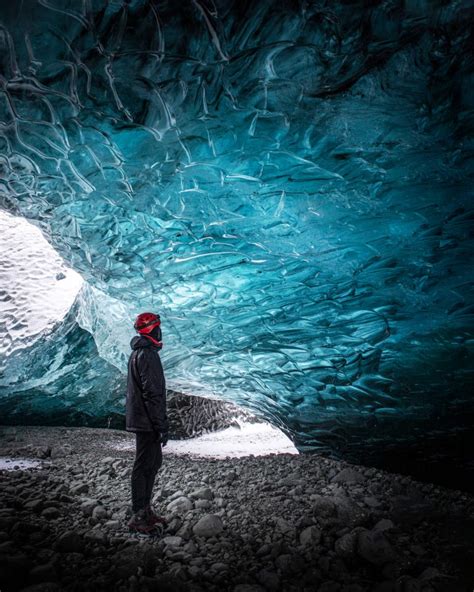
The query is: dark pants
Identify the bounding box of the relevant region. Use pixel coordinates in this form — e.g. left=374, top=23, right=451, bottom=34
left=131, top=431, right=162, bottom=513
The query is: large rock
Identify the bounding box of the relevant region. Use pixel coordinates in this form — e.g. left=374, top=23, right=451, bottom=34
left=163, top=536, right=183, bottom=547
left=55, top=531, right=84, bottom=553
left=334, top=531, right=358, bottom=557
left=357, top=529, right=396, bottom=565
left=84, top=529, right=108, bottom=544
left=374, top=519, right=394, bottom=532
left=313, top=494, right=366, bottom=527
left=274, top=553, right=293, bottom=574
left=274, top=517, right=294, bottom=535
left=50, top=445, right=72, bottom=459
left=92, top=505, right=108, bottom=521
left=41, top=507, right=60, bottom=520
left=312, top=495, right=337, bottom=518
left=333, top=496, right=368, bottom=527
left=33, top=446, right=51, bottom=459
left=166, top=496, right=193, bottom=514
left=192, top=514, right=224, bottom=538
left=299, top=525, right=321, bottom=547
left=80, top=499, right=99, bottom=516
left=167, top=490, right=186, bottom=502
left=70, top=483, right=89, bottom=496
left=25, top=499, right=43, bottom=512
left=331, top=468, right=365, bottom=484
left=190, top=487, right=214, bottom=500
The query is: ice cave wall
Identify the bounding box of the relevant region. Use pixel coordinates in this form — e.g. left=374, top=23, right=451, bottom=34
left=0, top=1, right=473, bottom=462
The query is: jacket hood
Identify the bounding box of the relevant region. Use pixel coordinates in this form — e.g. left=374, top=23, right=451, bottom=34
left=130, top=335, right=156, bottom=350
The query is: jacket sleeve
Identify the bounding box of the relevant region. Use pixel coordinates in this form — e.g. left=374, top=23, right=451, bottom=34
left=137, top=350, right=168, bottom=432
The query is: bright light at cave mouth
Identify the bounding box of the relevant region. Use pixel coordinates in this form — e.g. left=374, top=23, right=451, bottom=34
left=0, top=211, right=83, bottom=355
left=115, top=420, right=299, bottom=458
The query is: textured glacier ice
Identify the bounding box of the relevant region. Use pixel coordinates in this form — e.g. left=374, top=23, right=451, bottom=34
left=0, top=1, right=473, bottom=461
left=0, top=303, right=125, bottom=427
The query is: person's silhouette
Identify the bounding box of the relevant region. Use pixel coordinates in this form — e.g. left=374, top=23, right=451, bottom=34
left=126, top=312, right=169, bottom=533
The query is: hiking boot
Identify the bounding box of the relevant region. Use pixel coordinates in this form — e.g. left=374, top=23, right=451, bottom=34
left=128, top=509, right=155, bottom=534
left=145, top=505, right=167, bottom=526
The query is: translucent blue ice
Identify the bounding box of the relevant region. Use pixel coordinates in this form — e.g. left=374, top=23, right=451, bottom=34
left=0, top=304, right=125, bottom=427
left=0, top=1, right=473, bottom=455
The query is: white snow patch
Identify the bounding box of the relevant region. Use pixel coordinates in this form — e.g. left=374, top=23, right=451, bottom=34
left=115, top=420, right=299, bottom=458
left=0, top=457, right=43, bottom=471
left=0, top=210, right=83, bottom=355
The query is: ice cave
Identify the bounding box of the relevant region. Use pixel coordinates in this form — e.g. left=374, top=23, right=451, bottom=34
left=0, top=0, right=473, bottom=489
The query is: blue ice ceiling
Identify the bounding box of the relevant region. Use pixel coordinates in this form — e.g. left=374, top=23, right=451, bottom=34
left=0, top=0, right=473, bottom=455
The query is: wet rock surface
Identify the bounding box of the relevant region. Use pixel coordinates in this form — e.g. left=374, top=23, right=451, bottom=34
left=0, top=426, right=473, bottom=592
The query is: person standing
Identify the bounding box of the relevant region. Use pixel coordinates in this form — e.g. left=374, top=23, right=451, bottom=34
left=126, top=312, right=169, bottom=533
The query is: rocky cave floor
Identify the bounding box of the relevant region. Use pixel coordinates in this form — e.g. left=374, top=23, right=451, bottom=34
left=0, top=427, right=473, bottom=592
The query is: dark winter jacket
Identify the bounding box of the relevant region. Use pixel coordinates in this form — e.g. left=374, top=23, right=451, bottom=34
left=126, top=336, right=168, bottom=433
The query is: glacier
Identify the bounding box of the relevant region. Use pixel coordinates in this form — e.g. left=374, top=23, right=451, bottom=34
left=0, top=0, right=473, bottom=483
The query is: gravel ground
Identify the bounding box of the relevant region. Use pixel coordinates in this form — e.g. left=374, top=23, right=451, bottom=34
left=0, top=426, right=473, bottom=592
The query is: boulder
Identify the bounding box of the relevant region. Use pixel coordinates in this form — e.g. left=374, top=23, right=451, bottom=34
left=192, top=514, right=224, bottom=538
left=84, top=529, right=108, bottom=544
left=70, top=483, right=89, bottom=496
left=374, top=519, right=394, bottom=532
left=331, top=468, right=365, bottom=484
left=166, top=496, right=193, bottom=514
left=25, top=499, right=43, bottom=512
left=299, top=525, right=321, bottom=547
left=41, top=507, right=60, bottom=520
left=92, top=505, right=107, bottom=521
left=80, top=499, right=99, bottom=516
left=334, top=531, right=357, bottom=557
left=312, top=495, right=337, bottom=518
left=55, top=531, right=84, bottom=553
left=357, top=529, right=396, bottom=565
left=274, top=517, right=294, bottom=535
left=163, top=535, right=183, bottom=547
left=189, top=487, right=214, bottom=500
left=274, top=553, right=293, bottom=574
left=34, top=446, right=51, bottom=459
left=333, top=496, right=367, bottom=527
left=50, top=446, right=72, bottom=459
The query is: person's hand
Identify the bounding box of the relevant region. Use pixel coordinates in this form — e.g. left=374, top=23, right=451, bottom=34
left=159, top=431, right=169, bottom=447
